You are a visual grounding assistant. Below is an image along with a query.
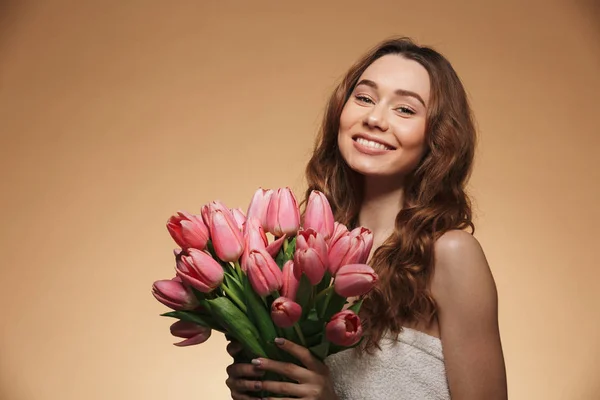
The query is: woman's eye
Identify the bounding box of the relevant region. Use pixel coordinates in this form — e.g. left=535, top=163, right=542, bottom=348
left=355, top=95, right=374, bottom=104
left=396, top=106, right=415, bottom=115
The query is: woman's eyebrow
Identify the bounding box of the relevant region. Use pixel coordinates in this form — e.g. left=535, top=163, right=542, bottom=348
left=356, top=79, right=426, bottom=107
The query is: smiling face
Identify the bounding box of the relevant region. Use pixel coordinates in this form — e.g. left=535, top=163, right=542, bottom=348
left=337, top=54, right=431, bottom=180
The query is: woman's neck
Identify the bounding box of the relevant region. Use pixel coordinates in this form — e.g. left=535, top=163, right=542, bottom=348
left=357, top=177, right=404, bottom=244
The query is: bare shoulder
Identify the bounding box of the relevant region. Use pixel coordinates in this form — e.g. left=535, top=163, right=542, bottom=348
left=431, top=230, right=507, bottom=399
left=432, top=229, right=496, bottom=292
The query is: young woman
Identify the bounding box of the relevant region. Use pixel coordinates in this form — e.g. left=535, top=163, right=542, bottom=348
left=225, top=37, right=508, bottom=400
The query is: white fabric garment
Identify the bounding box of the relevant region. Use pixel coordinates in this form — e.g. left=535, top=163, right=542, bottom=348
left=324, top=328, right=450, bottom=400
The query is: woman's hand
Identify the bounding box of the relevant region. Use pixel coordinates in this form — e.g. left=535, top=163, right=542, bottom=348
left=225, top=340, right=265, bottom=400
left=250, top=337, right=339, bottom=400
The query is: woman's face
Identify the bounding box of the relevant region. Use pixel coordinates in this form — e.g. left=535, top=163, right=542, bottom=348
left=338, top=54, right=431, bottom=179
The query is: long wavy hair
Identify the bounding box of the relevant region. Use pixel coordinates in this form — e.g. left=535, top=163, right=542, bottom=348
left=303, top=37, right=476, bottom=353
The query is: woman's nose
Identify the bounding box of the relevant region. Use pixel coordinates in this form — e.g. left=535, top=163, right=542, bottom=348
left=364, top=108, right=389, bottom=132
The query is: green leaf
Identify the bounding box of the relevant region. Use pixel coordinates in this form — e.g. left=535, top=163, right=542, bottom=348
left=242, top=275, right=282, bottom=360
left=322, top=292, right=347, bottom=322
left=295, top=275, right=313, bottom=317
left=206, top=296, right=267, bottom=358
left=309, top=341, right=330, bottom=361
left=285, top=237, right=297, bottom=260
left=160, top=310, right=225, bottom=333
left=348, top=298, right=363, bottom=314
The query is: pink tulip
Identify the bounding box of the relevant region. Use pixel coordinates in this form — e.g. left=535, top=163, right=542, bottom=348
left=246, top=188, right=273, bottom=230
left=281, top=260, right=300, bottom=301
left=265, top=235, right=286, bottom=259
left=333, top=264, right=378, bottom=297
left=293, top=228, right=328, bottom=285
left=303, top=191, right=335, bottom=240
left=245, top=248, right=283, bottom=297
left=231, top=208, right=246, bottom=231
left=266, top=187, right=300, bottom=237
left=209, top=206, right=245, bottom=262
left=349, top=227, right=373, bottom=264
left=325, top=310, right=363, bottom=347
left=201, top=200, right=228, bottom=227
left=170, top=320, right=211, bottom=347
left=328, top=222, right=349, bottom=247
left=241, top=218, right=287, bottom=270
left=166, top=211, right=209, bottom=250
left=176, top=249, right=224, bottom=293
left=152, top=278, right=199, bottom=310
left=271, top=297, right=302, bottom=328
left=327, top=227, right=373, bottom=275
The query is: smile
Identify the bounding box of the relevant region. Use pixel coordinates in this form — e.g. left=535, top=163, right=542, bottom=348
left=354, top=137, right=395, bottom=151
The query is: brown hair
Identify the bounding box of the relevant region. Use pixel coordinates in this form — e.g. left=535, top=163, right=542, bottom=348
left=303, top=37, right=476, bottom=352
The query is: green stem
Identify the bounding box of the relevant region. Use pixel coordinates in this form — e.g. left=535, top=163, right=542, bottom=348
left=315, top=286, right=335, bottom=319
left=233, top=260, right=243, bottom=281
left=222, top=284, right=247, bottom=313
left=293, top=323, right=307, bottom=347
left=283, top=238, right=289, bottom=254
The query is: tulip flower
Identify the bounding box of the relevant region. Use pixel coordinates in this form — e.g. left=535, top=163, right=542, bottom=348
left=281, top=260, right=300, bottom=301
left=176, top=248, right=224, bottom=293
left=231, top=208, right=246, bottom=231
left=328, top=222, right=349, bottom=247
left=166, top=211, right=209, bottom=250
left=293, top=228, right=328, bottom=285
left=245, top=248, right=283, bottom=296
left=333, top=264, right=378, bottom=297
left=246, top=188, right=273, bottom=231
left=325, top=310, right=363, bottom=347
left=201, top=200, right=229, bottom=226
left=170, top=320, right=211, bottom=347
left=303, top=190, right=335, bottom=240
left=349, top=227, right=373, bottom=264
left=152, top=278, right=199, bottom=311
left=271, top=297, right=302, bottom=328
left=208, top=206, right=245, bottom=262
left=266, top=187, right=300, bottom=237
left=327, top=227, right=373, bottom=275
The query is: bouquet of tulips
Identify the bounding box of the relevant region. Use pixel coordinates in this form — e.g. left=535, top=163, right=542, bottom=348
left=151, top=188, right=377, bottom=395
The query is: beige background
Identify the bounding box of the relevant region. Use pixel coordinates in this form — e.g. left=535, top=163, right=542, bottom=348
left=1, top=1, right=599, bottom=399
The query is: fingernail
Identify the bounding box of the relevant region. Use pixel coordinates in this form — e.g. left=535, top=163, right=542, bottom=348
left=254, top=381, right=262, bottom=390
left=274, top=337, right=285, bottom=345
left=251, top=358, right=261, bottom=366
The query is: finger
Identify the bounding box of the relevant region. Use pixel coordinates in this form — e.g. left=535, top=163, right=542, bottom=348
left=225, top=376, right=263, bottom=393
left=260, top=380, right=305, bottom=398
left=226, top=363, right=265, bottom=379
left=227, top=341, right=244, bottom=357
left=273, top=338, right=321, bottom=371
left=251, top=358, right=310, bottom=382
left=230, top=391, right=260, bottom=400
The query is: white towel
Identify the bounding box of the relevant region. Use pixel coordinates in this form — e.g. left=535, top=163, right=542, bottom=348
left=324, top=328, right=450, bottom=399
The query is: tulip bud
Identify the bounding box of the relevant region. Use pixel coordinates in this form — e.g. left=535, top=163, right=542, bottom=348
left=166, top=211, right=209, bottom=250
left=176, top=248, right=224, bottom=293
left=293, top=228, right=328, bottom=285
left=241, top=217, right=266, bottom=271
left=303, top=191, right=335, bottom=240
left=246, top=188, right=273, bottom=231
left=231, top=208, right=246, bottom=231
left=209, top=207, right=245, bottom=262
left=281, top=260, right=300, bottom=301
left=333, top=264, right=378, bottom=297
left=201, top=200, right=228, bottom=227
left=349, top=227, right=373, bottom=264
left=152, top=278, right=199, bottom=310
left=328, top=222, right=349, bottom=247
left=327, top=228, right=372, bottom=276
left=245, top=248, right=283, bottom=297
left=270, top=297, right=302, bottom=328
left=325, top=310, right=363, bottom=347
left=266, top=187, right=301, bottom=237
left=170, top=320, right=211, bottom=347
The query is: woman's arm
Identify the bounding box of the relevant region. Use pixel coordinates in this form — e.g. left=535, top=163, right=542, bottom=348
left=431, top=230, right=508, bottom=400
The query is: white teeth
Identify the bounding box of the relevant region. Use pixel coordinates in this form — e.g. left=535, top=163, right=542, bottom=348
left=356, top=138, right=393, bottom=151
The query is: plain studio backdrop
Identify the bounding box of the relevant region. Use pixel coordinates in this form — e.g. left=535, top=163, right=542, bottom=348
left=0, top=1, right=598, bottom=399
